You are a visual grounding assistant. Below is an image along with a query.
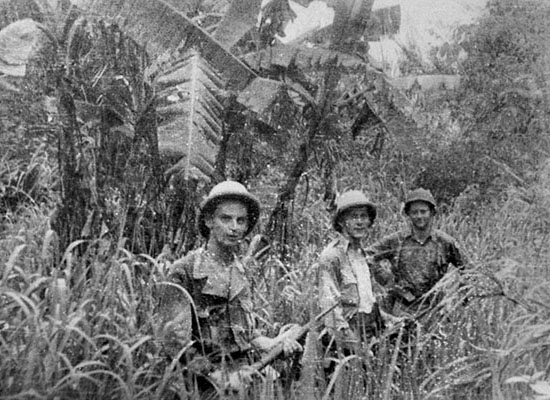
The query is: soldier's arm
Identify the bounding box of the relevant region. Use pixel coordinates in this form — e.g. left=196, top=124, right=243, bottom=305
left=367, top=233, right=398, bottom=261
left=156, top=257, right=195, bottom=358
left=317, top=248, right=348, bottom=331
left=439, top=231, right=469, bottom=271
left=246, top=290, right=302, bottom=355
left=366, top=234, right=399, bottom=285
left=453, top=236, right=472, bottom=270
left=368, top=258, right=394, bottom=286
left=250, top=329, right=302, bottom=355
left=450, top=242, right=465, bottom=270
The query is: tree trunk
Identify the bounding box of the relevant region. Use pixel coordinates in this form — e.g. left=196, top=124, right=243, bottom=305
left=53, top=86, right=90, bottom=252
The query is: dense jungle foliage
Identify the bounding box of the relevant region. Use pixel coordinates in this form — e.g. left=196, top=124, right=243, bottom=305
left=1, top=0, right=550, bottom=398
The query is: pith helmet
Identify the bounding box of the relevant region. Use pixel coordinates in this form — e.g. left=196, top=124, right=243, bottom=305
left=332, top=190, right=377, bottom=232
left=198, top=180, right=260, bottom=238
left=404, top=188, right=437, bottom=214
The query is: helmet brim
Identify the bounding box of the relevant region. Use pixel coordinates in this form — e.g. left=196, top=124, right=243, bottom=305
left=403, top=200, right=436, bottom=215
left=332, top=202, right=377, bottom=232
left=198, top=193, right=261, bottom=238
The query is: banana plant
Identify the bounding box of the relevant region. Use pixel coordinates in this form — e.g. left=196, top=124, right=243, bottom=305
left=0, top=0, right=407, bottom=253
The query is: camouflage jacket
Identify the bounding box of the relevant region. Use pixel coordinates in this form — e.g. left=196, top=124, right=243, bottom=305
left=368, top=228, right=465, bottom=301
left=160, top=248, right=259, bottom=359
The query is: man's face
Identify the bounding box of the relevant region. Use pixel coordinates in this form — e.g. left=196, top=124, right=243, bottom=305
left=205, top=200, right=249, bottom=248
left=407, top=201, right=433, bottom=231
left=341, top=207, right=372, bottom=240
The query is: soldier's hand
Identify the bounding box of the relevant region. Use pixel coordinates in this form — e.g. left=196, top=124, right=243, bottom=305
left=379, top=259, right=394, bottom=284
left=277, top=324, right=303, bottom=355
left=252, top=325, right=303, bottom=356
left=210, top=367, right=256, bottom=394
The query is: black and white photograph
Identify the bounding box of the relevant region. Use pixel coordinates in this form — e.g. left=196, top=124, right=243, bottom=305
left=1, top=0, right=549, bottom=398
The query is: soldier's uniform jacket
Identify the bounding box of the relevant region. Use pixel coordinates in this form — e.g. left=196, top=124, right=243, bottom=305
left=318, top=236, right=387, bottom=332
left=160, top=248, right=259, bottom=359
left=368, top=228, right=465, bottom=304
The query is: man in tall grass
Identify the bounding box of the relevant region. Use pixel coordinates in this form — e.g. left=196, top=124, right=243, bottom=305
left=318, top=190, right=386, bottom=352
left=368, top=188, right=465, bottom=319
left=158, top=180, right=301, bottom=397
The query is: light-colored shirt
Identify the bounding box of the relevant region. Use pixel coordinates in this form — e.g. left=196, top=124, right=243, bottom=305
left=318, top=236, right=381, bottom=330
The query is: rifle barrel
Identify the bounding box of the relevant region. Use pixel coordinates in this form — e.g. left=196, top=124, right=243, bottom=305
left=250, top=302, right=339, bottom=371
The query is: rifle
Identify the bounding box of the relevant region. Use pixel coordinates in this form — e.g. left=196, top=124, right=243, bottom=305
left=208, top=302, right=339, bottom=393
left=249, top=302, right=339, bottom=371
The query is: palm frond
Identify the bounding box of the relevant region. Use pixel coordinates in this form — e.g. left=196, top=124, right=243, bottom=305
left=389, top=75, right=462, bottom=92
left=329, top=0, right=374, bottom=49
left=236, top=77, right=285, bottom=114
left=155, top=48, right=224, bottom=181
left=213, top=0, right=262, bottom=49
left=80, top=0, right=257, bottom=90
left=243, top=43, right=377, bottom=72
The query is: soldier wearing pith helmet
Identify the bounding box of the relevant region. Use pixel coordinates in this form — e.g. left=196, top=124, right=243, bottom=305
left=159, top=180, right=301, bottom=397
left=197, top=180, right=261, bottom=243
left=332, top=190, right=377, bottom=232
left=368, top=187, right=466, bottom=317
left=318, top=190, right=387, bottom=350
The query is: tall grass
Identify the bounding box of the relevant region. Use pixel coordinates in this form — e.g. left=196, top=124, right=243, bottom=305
left=2, top=161, right=550, bottom=399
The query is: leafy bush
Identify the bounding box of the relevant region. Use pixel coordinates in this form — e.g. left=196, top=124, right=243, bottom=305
left=408, top=0, right=550, bottom=206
